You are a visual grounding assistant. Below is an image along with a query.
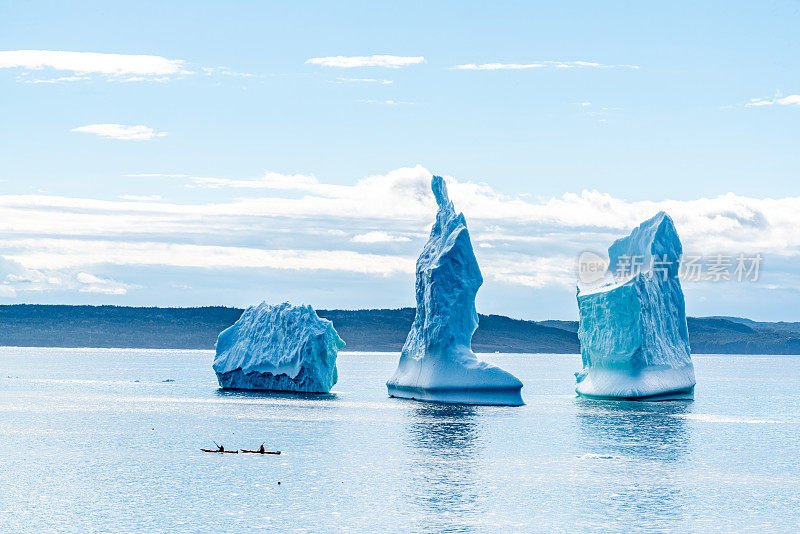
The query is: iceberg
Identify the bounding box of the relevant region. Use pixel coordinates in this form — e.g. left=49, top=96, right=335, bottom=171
left=387, top=175, right=523, bottom=406
left=213, top=302, right=344, bottom=393
left=575, top=212, right=695, bottom=400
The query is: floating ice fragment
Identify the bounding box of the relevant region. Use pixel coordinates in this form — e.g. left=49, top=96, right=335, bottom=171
left=213, top=302, right=344, bottom=393
left=575, top=212, right=695, bottom=400
left=387, top=176, right=523, bottom=405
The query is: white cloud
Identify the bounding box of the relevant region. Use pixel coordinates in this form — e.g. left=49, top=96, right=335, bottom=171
left=5, top=166, right=800, bottom=297
left=335, top=77, right=393, bottom=84
left=776, top=95, right=800, bottom=105
left=0, top=50, right=189, bottom=81
left=23, top=75, right=92, bottom=84
left=451, top=60, right=639, bottom=70
left=1, top=50, right=268, bottom=84
left=0, top=256, right=44, bottom=298
left=75, top=272, right=132, bottom=295
left=2, top=239, right=414, bottom=276
left=352, top=231, right=411, bottom=243
left=168, top=170, right=337, bottom=192
left=747, top=94, right=800, bottom=107
left=6, top=165, right=800, bottom=257
left=0, top=254, right=131, bottom=296
left=451, top=63, right=544, bottom=70
left=485, top=255, right=576, bottom=288
left=118, top=194, right=163, bottom=201
left=72, top=124, right=167, bottom=141
left=306, top=55, right=425, bottom=68
left=200, top=66, right=255, bottom=78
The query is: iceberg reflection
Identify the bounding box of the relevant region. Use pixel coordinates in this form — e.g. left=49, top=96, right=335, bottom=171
left=575, top=399, right=691, bottom=462
left=401, top=403, right=486, bottom=532
left=573, top=399, right=693, bottom=527
left=214, top=388, right=338, bottom=401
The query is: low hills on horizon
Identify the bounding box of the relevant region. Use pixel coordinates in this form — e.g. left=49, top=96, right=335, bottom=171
left=1, top=304, right=800, bottom=354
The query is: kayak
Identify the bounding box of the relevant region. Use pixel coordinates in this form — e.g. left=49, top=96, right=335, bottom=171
left=241, top=450, right=281, bottom=455
left=200, top=448, right=238, bottom=454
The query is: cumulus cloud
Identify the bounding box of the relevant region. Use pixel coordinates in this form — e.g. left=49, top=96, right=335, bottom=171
left=75, top=272, right=133, bottom=295
left=0, top=256, right=49, bottom=298
left=486, top=255, right=576, bottom=288
left=0, top=255, right=132, bottom=297
left=5, top=165, right=800, bottom=256
left=0, top=50, right=264, bottom=84
left=3, top=166, right=800, bottom=300
left=72, top=124, right=167, bottom=141
left=451, top=60, right=639, bottom=70
left=747, top=94, right=800, bottom=107
left=2, top=239, right=414, bottom=276
left=306, top=55, right=425, bottom=68
left=0, top=50, right=189, bottom=81
left=352, top=231, right=412, bottom=243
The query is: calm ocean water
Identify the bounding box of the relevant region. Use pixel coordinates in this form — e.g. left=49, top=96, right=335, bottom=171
left=1, top=348, right=799, bottom=533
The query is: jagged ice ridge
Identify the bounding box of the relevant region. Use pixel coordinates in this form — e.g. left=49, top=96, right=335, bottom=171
left=575, top=212, right=696, bottom=400
left=213, top=302, right=344, bottom=393
left=386, top=175, right=523, bottom=405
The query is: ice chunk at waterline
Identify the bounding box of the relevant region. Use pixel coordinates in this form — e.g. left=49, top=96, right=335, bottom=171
left=386, top=176, right=523, bottom=406
left=575, top=212, right=695, bottom=400
left=213, top=302, right=344, bottom=393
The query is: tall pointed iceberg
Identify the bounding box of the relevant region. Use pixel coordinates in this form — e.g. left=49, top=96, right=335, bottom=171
left=387, top=176, right=523, bottom=406
left=575, top=212, right=695, bottom=400
left=213, top=302, right=344, bottom=393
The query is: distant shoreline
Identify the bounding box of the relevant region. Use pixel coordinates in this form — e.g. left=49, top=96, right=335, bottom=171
left=4, top=347, right=800, bottom=358
left=1, top=304, right=800, bottom=355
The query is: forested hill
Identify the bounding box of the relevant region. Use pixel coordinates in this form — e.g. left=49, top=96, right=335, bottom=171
left=1, top=304, right=800, bottom=354
left=317, top=308, right=580, bottom=353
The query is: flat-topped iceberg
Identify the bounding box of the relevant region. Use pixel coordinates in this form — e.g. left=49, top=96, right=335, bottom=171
left=575, top=212, right=695, bottom=400
left=387, top=175, right=523, bottom=406
left=213, top=302, right=344, bottom=393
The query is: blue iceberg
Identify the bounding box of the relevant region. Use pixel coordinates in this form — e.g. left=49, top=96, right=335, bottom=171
left=213, top=302, right=344, bottom=393
left=387, top=175, right=523, bottom=406
left=575, top=212, right=695, bottom=400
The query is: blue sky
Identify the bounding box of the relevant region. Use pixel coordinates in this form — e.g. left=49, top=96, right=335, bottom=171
left=1, top=1, right=799, bottom=320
